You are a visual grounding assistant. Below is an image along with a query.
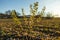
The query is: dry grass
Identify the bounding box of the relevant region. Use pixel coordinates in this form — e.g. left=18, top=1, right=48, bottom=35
left=0, top=18, right=60, bottom=40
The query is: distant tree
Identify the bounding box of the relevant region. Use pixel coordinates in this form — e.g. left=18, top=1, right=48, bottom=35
left=46, top=12, right=54, bottom=19
left=0, top=13, right=3, bottom=14
left=16, top=12, right=21, bottom=16
left=5, top=10, right=11, bottom=15
left=5, top=10, right=20, bottom=16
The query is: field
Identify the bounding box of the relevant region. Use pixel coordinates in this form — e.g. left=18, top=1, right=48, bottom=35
left=0, top=18, right=60, bottom=40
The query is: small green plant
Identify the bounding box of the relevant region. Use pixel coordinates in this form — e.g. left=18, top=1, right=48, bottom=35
left=29, top=2, right=38, bottom=28
left=46, top=12, right=54, bottom=19
left=11, top=10, right=22, bottom=26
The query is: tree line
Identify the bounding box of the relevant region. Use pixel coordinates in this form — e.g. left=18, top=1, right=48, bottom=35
left=0, top=2, right=53, bottom=19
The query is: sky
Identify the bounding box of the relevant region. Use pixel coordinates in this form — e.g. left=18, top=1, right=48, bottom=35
left=0, top=0, right=60, bottom=17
